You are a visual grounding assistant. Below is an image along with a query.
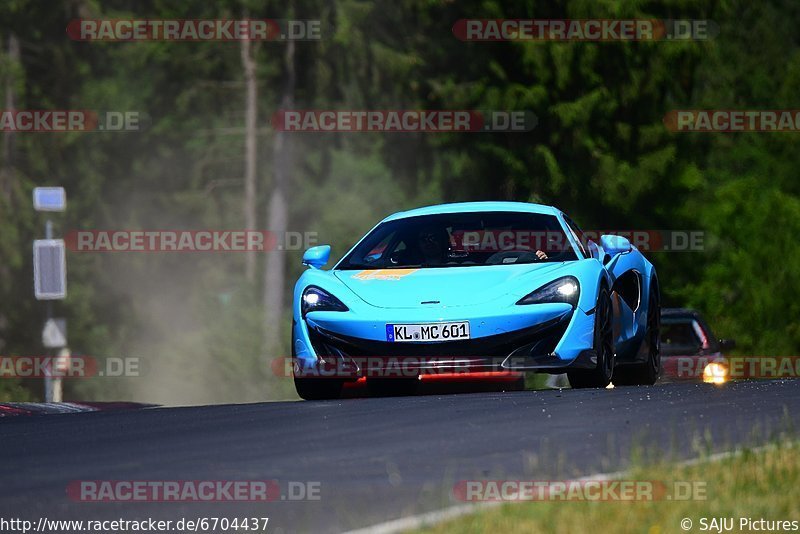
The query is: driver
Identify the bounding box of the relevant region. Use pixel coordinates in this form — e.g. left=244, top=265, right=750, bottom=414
left=416, top=226, right=448, bottom=265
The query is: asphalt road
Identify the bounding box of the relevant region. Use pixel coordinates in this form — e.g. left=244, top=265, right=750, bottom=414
left=1, top=380, right=799, bottom=533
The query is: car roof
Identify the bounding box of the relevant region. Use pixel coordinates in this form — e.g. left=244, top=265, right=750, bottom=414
left=381, top=201, right=560, bottom=223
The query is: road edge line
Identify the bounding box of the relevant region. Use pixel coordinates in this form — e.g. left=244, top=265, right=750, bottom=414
left=342, top=444, right=776, bottom=534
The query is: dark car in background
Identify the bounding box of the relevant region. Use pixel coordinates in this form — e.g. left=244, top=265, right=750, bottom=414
left=660, top=308, right=736, bottom=383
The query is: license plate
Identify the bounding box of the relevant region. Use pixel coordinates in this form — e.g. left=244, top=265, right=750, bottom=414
left=386, top=322, right=470, bottom=342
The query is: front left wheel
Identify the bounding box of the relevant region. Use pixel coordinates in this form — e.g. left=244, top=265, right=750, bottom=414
left=568, top=286, right=614, bottom=389
left=294, top=377, right=343, bottom=400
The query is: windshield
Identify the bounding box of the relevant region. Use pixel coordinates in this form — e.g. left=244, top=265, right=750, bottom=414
left=337, top=211, right=579, bottom=269
left=660, top=318, right=708, bottom=355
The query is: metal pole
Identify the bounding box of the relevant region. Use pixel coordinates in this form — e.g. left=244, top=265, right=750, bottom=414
left=44, top=219, right=54, bottom=402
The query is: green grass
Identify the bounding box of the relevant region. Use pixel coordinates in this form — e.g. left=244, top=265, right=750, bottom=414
left=414, top=442, right=799, bottom=534
left=524, top=372, right=566, bottom=390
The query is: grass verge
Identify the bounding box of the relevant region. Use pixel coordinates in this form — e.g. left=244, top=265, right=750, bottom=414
left=414, top=442, right=799, bottom=534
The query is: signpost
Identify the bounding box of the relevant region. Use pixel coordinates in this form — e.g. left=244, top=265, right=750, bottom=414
left=33, top=187, right=67, bottom=402
left=42, top=318, right=67, bottom=349
left=33, top=187, right=67, bottom=212
left=33, top=239, right=66, bottom=300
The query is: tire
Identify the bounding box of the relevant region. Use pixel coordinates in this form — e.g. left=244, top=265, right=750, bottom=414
left=568, top=287, right=614, bottom=389
left=294, top=377, right=343, bottom=400
left=614, top=283, right=661, bottom=386
left=367, top=378, right=419, bottom=397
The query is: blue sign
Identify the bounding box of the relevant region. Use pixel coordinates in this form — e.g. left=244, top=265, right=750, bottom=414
left=33, top=187, right=66, bottom=212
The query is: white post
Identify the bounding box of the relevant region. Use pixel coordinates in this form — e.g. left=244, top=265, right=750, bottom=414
left=50, top=347, right=70, bottom=402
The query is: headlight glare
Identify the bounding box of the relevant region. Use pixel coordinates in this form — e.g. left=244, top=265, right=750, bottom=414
left=302, top=286, right=348, bottom=316
left=702, top=362, right=728, bottom=385
left=517, top=276, right=580, bottom=307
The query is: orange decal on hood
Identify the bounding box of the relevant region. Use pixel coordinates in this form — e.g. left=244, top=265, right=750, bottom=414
left=353, top=269, right=419, bottom=281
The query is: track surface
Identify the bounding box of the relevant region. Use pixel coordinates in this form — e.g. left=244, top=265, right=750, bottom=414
left=1, top=380, right=799, bottom=533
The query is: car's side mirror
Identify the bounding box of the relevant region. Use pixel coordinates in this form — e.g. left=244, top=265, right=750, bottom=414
left=719, top=338, right=736, bottom=352
left=302, top=245, right=331, bottom=269
left=599, top=234, right=632, bottom=256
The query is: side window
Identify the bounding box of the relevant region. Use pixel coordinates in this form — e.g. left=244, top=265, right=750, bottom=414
left=563, top=216, right=588, bottom=258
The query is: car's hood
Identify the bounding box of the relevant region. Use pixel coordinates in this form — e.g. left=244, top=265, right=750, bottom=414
left=333, top=263, right=571, bottom=309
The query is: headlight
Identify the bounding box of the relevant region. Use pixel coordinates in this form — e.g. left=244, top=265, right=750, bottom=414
left=302, top=286, right=349, bottom=317
left=516, top=276, right=580, bottom=307
left=702, top=362, right=728, bottom=385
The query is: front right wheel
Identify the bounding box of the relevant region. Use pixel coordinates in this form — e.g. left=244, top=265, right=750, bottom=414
left=568, top=286, right=614, bottom=389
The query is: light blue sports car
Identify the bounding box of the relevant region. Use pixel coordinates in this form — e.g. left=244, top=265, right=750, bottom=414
left=291, top=202, right=660, bottom=399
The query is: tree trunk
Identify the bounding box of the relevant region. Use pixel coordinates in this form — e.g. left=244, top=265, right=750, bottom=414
left=241, top=21, right=258, bottom=282
left=0, top=32, right=19, bottom=356
left=1, top=33, right=19, bottom=201
left=262, top=37, right=295, bottom=354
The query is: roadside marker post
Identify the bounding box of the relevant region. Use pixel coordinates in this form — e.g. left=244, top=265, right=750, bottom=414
left=33, top=187, right=67, bottom=402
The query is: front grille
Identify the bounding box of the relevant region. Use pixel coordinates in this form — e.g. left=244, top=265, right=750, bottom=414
left=308, top=312, right=571, bottom=363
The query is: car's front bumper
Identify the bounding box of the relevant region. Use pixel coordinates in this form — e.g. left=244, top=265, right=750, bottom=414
left=292, top=303, right=596, bottom=380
